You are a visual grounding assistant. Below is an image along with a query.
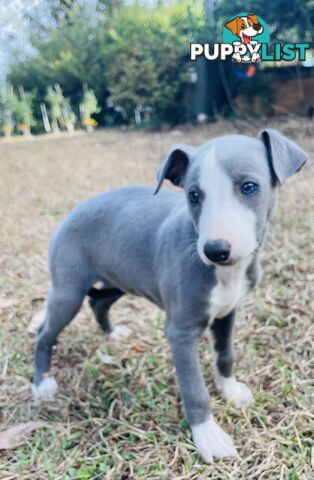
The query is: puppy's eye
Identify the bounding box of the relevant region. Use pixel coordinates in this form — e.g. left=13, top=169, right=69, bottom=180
left=241, top=23, right=246, bottom=28
left=188, top=190, right=201, bottom=204
left=241, top=182, right=258, bottom=196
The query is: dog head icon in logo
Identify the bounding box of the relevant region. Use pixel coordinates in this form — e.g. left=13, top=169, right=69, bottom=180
left=225, top=14, right=263, bottom=44
left=190, top=14, right=309, bottom=63
left=223, top=13, right=270, bottom=63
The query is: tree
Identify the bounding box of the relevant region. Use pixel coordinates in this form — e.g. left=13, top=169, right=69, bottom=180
left=12, top=88, right=35, bottom=135
left=97, top=0, right=124, bottom=15
left=0, top=85, right=35, bottom=136
left=45, top=84, right=76, bottom=132
left=9, top=5, right=105, bottom=125
left=49, top=0, right=76, bottom=26
left=0, top=86, right=15, bottom=137
left=102, top=2, right=204, bottom=123
left=80, top=85, right=100, bottom=131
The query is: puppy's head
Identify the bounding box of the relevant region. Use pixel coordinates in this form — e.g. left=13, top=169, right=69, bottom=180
left=155, top=130, right=308, bottom=267
left=225, top=14, right=263, bottom=43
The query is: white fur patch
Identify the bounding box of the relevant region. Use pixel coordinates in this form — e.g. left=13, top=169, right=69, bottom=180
left=209, top=258, right=250, bottom=321
left=192, top=415, right=237, bottom=463
left=218, top=377, right=254, bottom=409
left=197, top=146, right=257, bottom=265
left=210, top=335, right=254, bottom=409
left=109, top=324, right=131, bottom=341
left=31, top=377, right=58, bottom=400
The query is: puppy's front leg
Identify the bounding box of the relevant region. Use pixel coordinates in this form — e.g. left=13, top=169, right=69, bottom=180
left=210, top=310, right=254, bottom=408
left=166, top=324, right=237, bottom=463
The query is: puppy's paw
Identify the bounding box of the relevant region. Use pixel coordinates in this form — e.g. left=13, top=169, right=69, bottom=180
left=31, top=377, right=58, bottom=400
left=192, top=416, right=238, bottom=463
left=232, top=53, right=242, bottom=63
left=109, top=324, right=131, bottom=341
left=251, top=52, right=260, bottom=62
left=221, top=377, right=254, bottom=409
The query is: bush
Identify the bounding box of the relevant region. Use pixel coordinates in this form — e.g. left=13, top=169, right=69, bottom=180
left=0, top=86, right=35, bottom=135
left=102, top=2, right=205, bottom=124
left=45, top=84, right=76, bottom=132
left=80, top=86, right=100, bottom=130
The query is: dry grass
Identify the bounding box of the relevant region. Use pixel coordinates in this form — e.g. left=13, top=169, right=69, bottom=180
left=0, top=119, right=313, bottom=480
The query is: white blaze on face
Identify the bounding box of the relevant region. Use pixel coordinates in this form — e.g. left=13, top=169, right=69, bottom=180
left=240, top=17, right=262, bottom=38
left=197, top=146, right=257, bottom=265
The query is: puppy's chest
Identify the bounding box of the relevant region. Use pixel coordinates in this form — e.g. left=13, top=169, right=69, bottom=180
left=208, top=266, right=249, bottom=321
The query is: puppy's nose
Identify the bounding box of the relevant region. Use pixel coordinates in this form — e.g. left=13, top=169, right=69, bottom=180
left=203, top=240, right=231, bottom=264
left=253, top=24, right=262, bottom=31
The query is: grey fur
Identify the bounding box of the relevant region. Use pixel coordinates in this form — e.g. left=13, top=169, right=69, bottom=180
left=259, top=128, right=308, bottom=185
left=33, top=130, right=307, bottom=433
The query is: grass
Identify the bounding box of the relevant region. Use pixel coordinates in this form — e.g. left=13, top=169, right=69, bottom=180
left=0, top=119, right=313, bottom=479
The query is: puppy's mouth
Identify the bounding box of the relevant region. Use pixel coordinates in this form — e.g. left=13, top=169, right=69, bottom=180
left=200, top=254, right=240, bottom=268
left=242, top=33, right=251, bottom=44
left=215, top=258, right=238, bottom=267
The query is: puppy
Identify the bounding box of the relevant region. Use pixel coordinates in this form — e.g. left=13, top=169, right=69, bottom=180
left=32, top=129, right=307, bottom=463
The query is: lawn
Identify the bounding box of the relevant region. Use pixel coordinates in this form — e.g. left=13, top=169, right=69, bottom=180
left=0, top=119, right=313, bottom=480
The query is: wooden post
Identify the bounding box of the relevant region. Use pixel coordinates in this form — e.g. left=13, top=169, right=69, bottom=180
left=4, top=84, right=13, bottom=137
left=40, top=103, right=51, bottom=133
left=18, top=85, right=31, bottom=135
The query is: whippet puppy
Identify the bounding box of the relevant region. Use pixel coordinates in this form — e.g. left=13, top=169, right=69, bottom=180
left=32, top=129, right=307, bottom=463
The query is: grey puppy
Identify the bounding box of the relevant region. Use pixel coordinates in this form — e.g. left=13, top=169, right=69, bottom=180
left=32, top=129, right=307, bottom=463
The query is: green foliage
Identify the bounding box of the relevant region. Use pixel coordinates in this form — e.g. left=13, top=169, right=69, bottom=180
left=8, top=1, right=205, bottom=128
left=97, top=0, right=124, bottom=14
left=0, top=87, right=15, bottom=113
left=45, top=84, right=76, bottom=129
left=9, top=5, right=105, bottom=116
left=12, top=91, right=35, bottom=126
left=81, top=88, right=100, bottom=118
left=0, top=86, right=35, bottom=134
left=45, top=85, right=64, bottom=121
left=102, top=1, right=205, bottom=122
left=49, top=0, right=76, bottom=26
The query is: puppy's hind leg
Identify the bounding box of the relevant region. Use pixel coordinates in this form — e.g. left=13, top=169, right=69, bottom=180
left=32, top=288, right=84, bottom=400
left=88, top=287, right=125, bottom=334
left=88, top=287, right=131, bottom=340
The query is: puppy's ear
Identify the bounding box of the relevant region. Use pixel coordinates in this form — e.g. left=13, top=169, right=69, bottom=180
left=259, top=129, right=308, bottom=185
left=248, top=14, right=259, bottom=24
left=154, top=144, right=196, bottom=194
left=225, top=17, right=240, bottom=35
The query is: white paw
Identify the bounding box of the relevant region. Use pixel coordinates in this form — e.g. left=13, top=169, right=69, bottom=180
left=251, top=52, right=260, bottom=62
left=31, top=377, right=58, bottom=400
left=220, top=377, right=254, bottom=408
left=233, top=53, right=242, bottom=63
left=192, top=416, right=238, bottom=463
left=109, top=324, right=131, bottom=341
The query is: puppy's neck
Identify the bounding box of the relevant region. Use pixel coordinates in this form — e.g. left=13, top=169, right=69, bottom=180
left=208, top=255, right=253, bottom=321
